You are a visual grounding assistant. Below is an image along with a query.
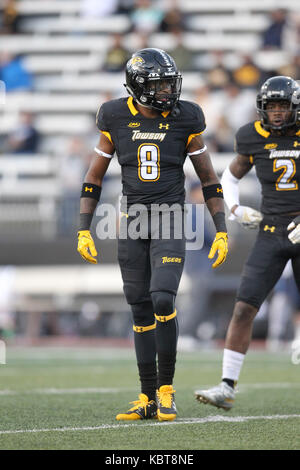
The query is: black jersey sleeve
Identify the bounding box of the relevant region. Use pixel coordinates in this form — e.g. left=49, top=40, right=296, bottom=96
left=234, top=124, right=253, bottom=156
left=96, top=103, right=109, bottom=132
left=189, top=103, right=206, bottom=134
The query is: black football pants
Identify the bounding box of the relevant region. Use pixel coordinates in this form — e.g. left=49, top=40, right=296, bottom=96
left=237, top=214, right=300, bottom=309
left=118, top=211, right=185, bottom=393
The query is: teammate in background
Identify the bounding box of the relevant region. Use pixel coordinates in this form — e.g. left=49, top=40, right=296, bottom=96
left=77, top=48, right=228, bottom=421
left=195, top=76, right=300, bottom=410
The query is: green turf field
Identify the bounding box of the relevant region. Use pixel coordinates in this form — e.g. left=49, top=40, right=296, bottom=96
left=0, top=346, right=299, bottom=450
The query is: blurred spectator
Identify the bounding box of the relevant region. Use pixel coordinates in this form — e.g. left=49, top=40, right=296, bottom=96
left=283, top=13, right=300, bottom=53
left=3, top=112, right=40, bottom=154
left=159, top=6, right=185, bottom=33
left=167, top=30, right=194, bottom=71
left=278, top=52, right=300, bottom=80
left=193, top=85, right=224, bottom=144
left=195, top=50, right=241, bottom=73
left=0, top=0, right=21, bottom=34
left=232, top=54, right=262, bottom=89
left=58, top=137, right=88, bottom=235
left=213, top=115, right=235, bottom=153
left=205, top=51, right=232, bottom=90
left=131, top=0, right=164, bottom=34
left=219, top=82, right=256, bottom=133
left=80, top=0, right=118, bottom=17
left=0, top=52, right=33, bottom=92
left=261, top=9, right=288, bottom=49
left=117, top=0, right=135, bottom=14
left=102, top=34, right=131, bottom=73
left=202, top=82, right=256, bottom=152
left=206, top=65, right=231, bottom=90
left=133, top=31, right=150, bottom=50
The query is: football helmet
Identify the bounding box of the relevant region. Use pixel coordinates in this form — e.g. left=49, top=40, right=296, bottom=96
left=125, top=48, right=182, bottom=112
left=256, top=76, right=300, bottom=130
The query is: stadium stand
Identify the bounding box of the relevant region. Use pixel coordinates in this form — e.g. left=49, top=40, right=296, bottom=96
left=0, top=0, right=299, bottom=338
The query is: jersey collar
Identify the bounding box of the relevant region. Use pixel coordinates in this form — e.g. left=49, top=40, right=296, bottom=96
left=254, top=120, right=270, bottom=138
left=127, top=96, right=170, bottom=118
left=255, top=120, right=300, bottom=138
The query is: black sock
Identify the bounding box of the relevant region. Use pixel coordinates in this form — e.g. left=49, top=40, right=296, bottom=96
left=137, top=362, right=157, bottom=401
left=156, top=317, right=178, bottom=388
left=133, top=326, right=157, bottom=400
left=222, top=378, right=235, bottom=389
left=157, top=351, right=176, bottom=388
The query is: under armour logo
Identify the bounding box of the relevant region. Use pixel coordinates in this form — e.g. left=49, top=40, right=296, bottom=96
left=294, top=141, right=300, bottom=148
left=159, top=123, right=169, bottom=130
left=156, top=315, right=166, bottom=322
left=264, top=225, right=275, bottom=232
left=85, top=187, right=93, bottom=193
left=217, top=188, right=223, bottom=193
left=135, top=327, right=144, bottom=333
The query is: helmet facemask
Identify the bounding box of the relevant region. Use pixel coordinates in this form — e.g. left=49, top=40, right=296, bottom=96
left=257, top=97, right=299, bottom=130
left=256, top=77, right=300, bottom=131
left=139, top=76, right=182, bottom=111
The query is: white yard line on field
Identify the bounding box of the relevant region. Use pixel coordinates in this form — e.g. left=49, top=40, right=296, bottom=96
left=0, top=382, right=300, bottom=396
left=0, top=387, right=135, bottom=396
left=0, top=415, right=299, bottom=435
left=197, top=383, right=300, bottom=393
left=33, top=387, right=127, bottom=394
left=238, top=382, right=300, bottom=390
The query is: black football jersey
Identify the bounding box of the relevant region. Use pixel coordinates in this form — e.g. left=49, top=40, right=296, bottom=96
left=96, top=97, right=206, bottom=209
left=235, top=120, right=300, bottom=215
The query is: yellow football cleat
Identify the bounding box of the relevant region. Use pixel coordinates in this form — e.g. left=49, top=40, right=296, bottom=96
left=156, top=385, right=177, bottom=421
left=116, top=393, right=157, bottom=421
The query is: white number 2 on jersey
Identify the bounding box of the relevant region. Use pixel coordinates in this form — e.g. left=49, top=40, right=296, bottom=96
left=273, top=158, right=298, bottom=191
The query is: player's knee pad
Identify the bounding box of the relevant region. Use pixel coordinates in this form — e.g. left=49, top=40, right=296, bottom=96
left=123, top=280, right=149, bottom=306
left=151, top=291, right=175, bottom=316
left=131, top=302, right=154, bottom=327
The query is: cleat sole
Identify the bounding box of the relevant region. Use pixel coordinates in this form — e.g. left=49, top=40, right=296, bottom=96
left=195, top=393, right=233, bottom=411
left=157, top=414, right=177, bottom=422
left=116, top=413, right=141, bottom=421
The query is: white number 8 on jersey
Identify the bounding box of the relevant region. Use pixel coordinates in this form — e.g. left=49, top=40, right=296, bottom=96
left=138, top=143, right=160, bottom=182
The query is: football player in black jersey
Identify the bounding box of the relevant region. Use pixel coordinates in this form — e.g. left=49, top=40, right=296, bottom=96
left=195, top=76, right=300, bottom=410
left=77, top=48, right=228, bottom=421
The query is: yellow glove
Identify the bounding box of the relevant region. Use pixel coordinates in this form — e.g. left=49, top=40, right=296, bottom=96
left=77, top=230, right=98, bottom=264
left=208, top=232, right=228, bottom=269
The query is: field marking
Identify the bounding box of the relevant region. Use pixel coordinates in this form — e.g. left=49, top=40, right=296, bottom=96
left=0, top=387, right=135, bottom=396
left=0, top=414, right=300, bottom=435
left=196, top=383, right=300, bottom=393
left=0, top=382, right=300, bottom=396
left=33, top=387, right=126, bottom=394
left=238, top=383, right=300, bottom=391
